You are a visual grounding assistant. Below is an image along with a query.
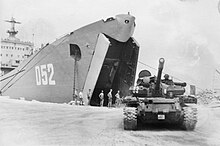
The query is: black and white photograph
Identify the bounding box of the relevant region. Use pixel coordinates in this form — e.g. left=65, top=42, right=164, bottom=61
left=0, top=0, right=220, bottom=145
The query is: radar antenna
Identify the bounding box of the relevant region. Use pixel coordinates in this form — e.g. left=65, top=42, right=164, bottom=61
left=5, top=17, right=21, bottom=38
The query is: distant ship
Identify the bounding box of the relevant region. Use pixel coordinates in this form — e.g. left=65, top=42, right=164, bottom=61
left=0, top=17, right=33, bottom=76
left=0, top=14, right=139, bottom=105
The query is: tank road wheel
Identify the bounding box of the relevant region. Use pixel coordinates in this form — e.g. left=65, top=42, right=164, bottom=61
left=181, top=106, right=197, bottom=131
left=123, top=107, right=137, bottom=130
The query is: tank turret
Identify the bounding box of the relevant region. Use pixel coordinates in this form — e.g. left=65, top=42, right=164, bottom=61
left=129, top=58, right=165, bottom=97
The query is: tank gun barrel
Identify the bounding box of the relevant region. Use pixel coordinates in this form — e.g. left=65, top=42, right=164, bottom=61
left=154, top=58, right=165, bottom=94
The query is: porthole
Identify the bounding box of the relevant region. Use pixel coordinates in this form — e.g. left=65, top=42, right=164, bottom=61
left=125, top=20, right=129, bottom=24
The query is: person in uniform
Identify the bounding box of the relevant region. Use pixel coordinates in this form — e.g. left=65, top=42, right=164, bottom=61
left=99, top=90, right=104, bottom=107
left=79, top=91, right=83, bottom=105
left=87, top=89, right=92, bottom=105
left=162, top=74, right=173, bottom=85
left=115, top=90, right=120, bottom=107
left=107, top=89, right=113, bottom=108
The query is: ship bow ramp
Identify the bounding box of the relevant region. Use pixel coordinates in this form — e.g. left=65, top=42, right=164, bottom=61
left=0, top=14, right=139, bottom=104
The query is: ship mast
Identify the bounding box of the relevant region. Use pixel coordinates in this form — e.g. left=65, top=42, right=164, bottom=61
left=5, top=17, right=21, bottom=38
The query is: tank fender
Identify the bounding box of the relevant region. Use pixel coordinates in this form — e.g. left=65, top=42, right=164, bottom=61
left=183, top=95, right=197, bottom=104
left=184, top=103, right=197, bottom=108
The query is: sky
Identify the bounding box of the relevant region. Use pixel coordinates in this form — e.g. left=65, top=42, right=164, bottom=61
left=0, top=0, right=220, bottom=90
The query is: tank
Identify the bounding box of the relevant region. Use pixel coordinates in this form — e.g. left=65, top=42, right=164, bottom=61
left=123, top=58, right=197, bottom=130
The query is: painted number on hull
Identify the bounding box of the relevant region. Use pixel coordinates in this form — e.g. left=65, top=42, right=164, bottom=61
left=35, top=64, right=56, bottom=85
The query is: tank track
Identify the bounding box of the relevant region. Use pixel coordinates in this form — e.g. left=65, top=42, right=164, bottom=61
left=123, top=107, right=137, bottom=130
left=181, top=106, right=197, bottom=131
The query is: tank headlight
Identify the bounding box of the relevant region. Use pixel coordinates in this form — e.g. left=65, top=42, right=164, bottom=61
left=164, top=89, right=167, bottom=94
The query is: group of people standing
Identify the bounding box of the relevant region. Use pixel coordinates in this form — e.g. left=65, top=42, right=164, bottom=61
left=99, top=89, right=121, bottom=108
left=72, top=90, right=84, bottom=105
left=72, top=88, right=122, bottom=107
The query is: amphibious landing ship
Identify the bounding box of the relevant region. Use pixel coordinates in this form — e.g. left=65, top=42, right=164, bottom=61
left=0, top=14, right=139, bottom=105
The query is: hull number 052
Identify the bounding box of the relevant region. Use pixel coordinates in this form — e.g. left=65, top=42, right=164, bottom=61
left=35, top=64, right=56, bottom=85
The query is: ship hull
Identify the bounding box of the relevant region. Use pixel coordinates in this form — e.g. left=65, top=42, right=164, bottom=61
left=0, top=14, right=139, bottom=104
